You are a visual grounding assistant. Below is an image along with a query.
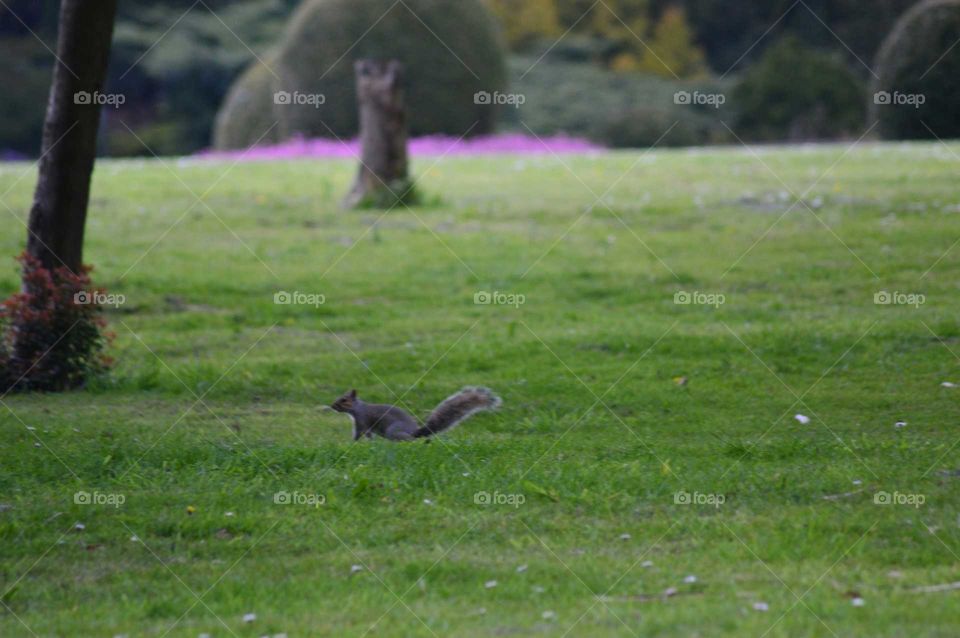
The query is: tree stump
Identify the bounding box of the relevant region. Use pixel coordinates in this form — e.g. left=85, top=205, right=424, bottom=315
left=343, top=59, right=415, bottom=209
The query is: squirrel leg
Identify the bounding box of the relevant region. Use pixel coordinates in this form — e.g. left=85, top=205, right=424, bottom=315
left=383, top=422, right=416, bottom=441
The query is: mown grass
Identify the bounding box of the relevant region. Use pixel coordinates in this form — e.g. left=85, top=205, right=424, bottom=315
left=1, top=142, right=959, bottom=636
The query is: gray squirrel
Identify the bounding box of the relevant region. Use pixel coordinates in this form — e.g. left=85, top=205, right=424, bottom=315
left=330, top=387, right=501, bottom=441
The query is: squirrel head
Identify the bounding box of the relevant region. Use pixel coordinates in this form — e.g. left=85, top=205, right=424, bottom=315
left=331, top=389, right=357, bottom=412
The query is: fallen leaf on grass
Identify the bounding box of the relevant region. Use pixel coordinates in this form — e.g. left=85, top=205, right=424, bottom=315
left=522, top=481, right=559, bottom=502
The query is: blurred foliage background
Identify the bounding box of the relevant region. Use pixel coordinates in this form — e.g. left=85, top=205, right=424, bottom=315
left=0, top=0, right=953, bottom=157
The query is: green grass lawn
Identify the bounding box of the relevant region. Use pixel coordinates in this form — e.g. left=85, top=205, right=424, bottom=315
left=1, top=141, right=959, bottom=636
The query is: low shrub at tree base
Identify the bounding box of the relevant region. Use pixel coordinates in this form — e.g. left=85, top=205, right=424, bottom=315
left=0, top=253, right=112, bottom=393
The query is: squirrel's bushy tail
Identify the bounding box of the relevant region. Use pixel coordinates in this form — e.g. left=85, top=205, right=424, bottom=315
left=414, top=386, right=501, bottom=438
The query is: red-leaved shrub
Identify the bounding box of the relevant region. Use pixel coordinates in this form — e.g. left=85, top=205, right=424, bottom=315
left=0, top=253, right=112, bottom=392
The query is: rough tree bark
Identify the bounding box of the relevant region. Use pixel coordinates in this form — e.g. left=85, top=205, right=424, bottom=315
left=26, top=0, right=118, bottom=274
left=343, top=59, right=415, bottom=209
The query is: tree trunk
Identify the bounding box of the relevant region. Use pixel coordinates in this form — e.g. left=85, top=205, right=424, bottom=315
left=26, top=0, right=118, bottom=274
left=343, top=59, right=415, bottom=209
left=3, top=0, right=117, bottom=392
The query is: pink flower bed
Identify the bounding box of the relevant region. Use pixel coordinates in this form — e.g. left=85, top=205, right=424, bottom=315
left=198, top=133, right=602, bottom=161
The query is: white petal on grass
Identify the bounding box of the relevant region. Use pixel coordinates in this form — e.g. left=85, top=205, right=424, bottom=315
left=423, top=499, right=434, bottom=505
left=895, top=421, right=907, bottom=429
left=350, top=564, right=363, bottom=574
left=684, top=575, right=697, bottom=583
left=619, top=533, right=631, bottom=541
left=129, top=535, right=139, bottom=542
left=484, top=580, right=498, bottom=589
left=664, top=587, right=678, bottom=597
left=851, top=597, right=865, bottom=607
left=74, top=522, right=85, bottom=531
left=641, top=560, right=654, bottom=568
left=794, top=414, right=811, bottom=425
left=516, top=564, right=528, bottom=573
left=752, top=601, right=769, bottom=612
left=942, top=382, right=957, bottom=388
left=542, top=610, right=556, bottom=620
left=242, top=612, right=257, bottom=623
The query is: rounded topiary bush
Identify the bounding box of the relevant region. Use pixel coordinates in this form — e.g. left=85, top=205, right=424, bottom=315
left=213, top=54, right=282, bottom=150
left=213, top=0, right=507, bottom=150
left=872, top=0, right=960, bottom=139
left=733, top=37, right=866, bottom=142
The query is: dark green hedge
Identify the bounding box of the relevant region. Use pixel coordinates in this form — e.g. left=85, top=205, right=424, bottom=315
left=872, top=0, right=960, bottom=139
left=732, top=37, right=866, bottom=142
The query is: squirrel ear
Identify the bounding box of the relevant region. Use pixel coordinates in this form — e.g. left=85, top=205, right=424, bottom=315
left=350, top=389, right=357, bottom=399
